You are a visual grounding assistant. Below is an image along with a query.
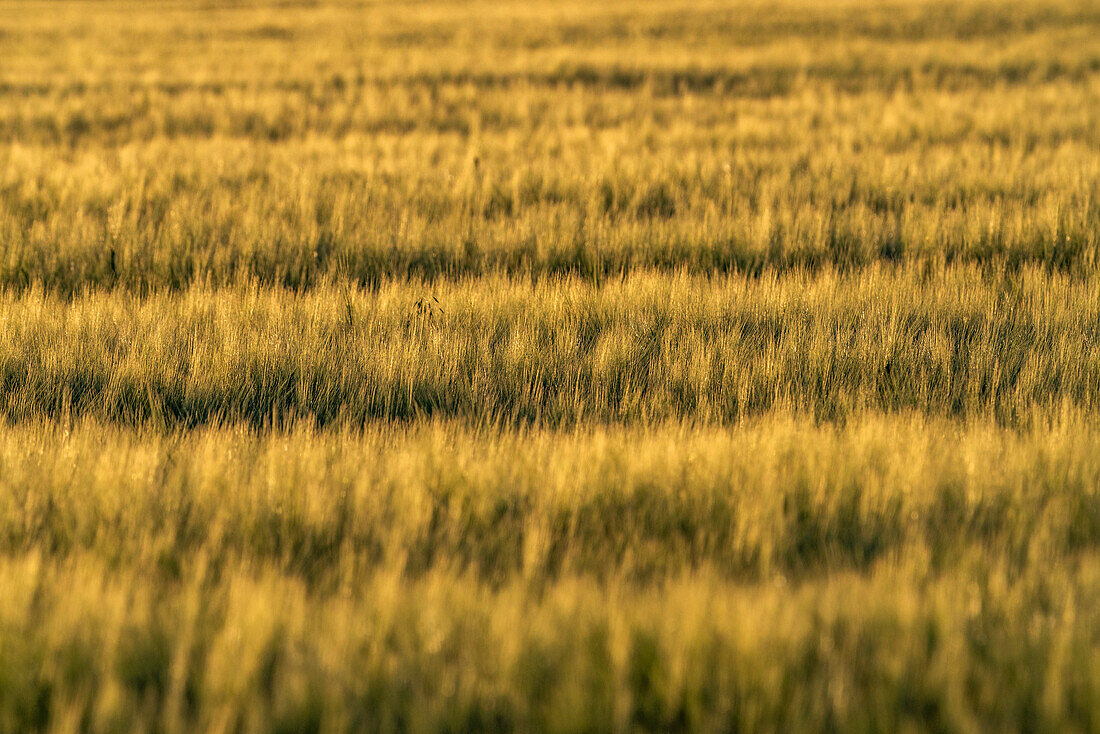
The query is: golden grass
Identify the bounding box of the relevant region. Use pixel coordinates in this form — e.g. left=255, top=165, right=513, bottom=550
left=2, top=268, right=1098, bottom=427
left=3, top=1, right=1100, bottom=290
left=3, top=415, right=1100, bottom=731
left=4, top=0, right=1100, bottom=730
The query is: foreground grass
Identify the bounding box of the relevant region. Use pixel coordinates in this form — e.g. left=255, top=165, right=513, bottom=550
left=2, top=415, right=1100, bottom=732
left=9, top=554, right=1100, bottom=733
left=4, top=413, right=1100, bottom=583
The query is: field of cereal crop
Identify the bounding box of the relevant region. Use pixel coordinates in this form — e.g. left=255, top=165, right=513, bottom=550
left=3, top=1, right=1100, bottom=730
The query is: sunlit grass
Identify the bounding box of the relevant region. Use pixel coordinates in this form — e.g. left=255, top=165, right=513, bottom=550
left=4, top=0, right=1100, bottom=730
left=1, top=267, right=1098, bottom=427
left=3, top=415, right=1100, bottom=730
